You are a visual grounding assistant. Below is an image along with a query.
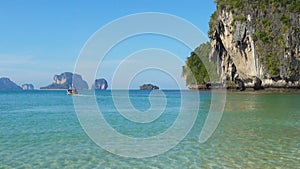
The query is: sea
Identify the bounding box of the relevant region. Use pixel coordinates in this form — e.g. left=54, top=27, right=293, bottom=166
left=0, top=90, right=299, bottom=168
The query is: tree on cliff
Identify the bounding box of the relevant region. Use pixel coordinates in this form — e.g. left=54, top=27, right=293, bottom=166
left=182, top=42, right=219, bottom=86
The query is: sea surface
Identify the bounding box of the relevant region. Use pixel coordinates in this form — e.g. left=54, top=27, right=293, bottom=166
left=0, top=90, right=299, bottom=168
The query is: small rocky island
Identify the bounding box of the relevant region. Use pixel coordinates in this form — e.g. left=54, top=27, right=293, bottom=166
left=40, top=72, right=89, bottom=90
left=22, top=84, right=34, bottom=90
left=139, top=84, right=159, bottom=90
left=92, top=78, right=108, bottom=90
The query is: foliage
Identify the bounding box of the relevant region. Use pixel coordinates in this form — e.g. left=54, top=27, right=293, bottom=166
left=233, top=14, right=246, bottom=22
left=208, top=11, right=218, bottom=36
left=253, top=30, right=271, bottom=43
left=287, top=1, right=300, bottom=13
left=280, top=13, right=291, bottom=27
left=182, top=42, right=219, bottom=85
left=264, top=52, right=280, bottom=77
left=215, top=0, right=300, bottom=13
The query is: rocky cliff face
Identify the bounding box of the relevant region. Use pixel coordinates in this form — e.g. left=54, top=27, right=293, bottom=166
left=41, top=72, right=89, bottom=90
left=0, top=77, right=22, bottom=90
left=22, top=84, right=34, bottom=90
left=209, top=0, right=300, bottom=89
left=92, top=78, right=108, bottom=90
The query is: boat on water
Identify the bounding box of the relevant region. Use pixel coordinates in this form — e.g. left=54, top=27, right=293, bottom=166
left=67, top=88, right=78, bottom=95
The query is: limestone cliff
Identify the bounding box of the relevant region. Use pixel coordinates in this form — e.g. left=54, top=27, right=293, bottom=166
left=209, top=0, right=300, bottom=89
left=40, top=72, right=89, bottom=90
left=22, top=84, right=34, bottom=90
left=92, top=78, right=108, bottom=90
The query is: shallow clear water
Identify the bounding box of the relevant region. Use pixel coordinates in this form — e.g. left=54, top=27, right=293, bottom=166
left=0, top=90, right=299, bottom=168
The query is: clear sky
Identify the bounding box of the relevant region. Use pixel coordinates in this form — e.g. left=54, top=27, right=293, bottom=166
left=0, top=0, right=216, bottom=89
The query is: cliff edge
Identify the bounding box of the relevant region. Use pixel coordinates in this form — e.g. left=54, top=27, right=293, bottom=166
left=208, top=0, right=300, bottom=89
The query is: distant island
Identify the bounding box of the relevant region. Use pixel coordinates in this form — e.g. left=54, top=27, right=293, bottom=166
left=40, top=72, right=89, bottom=90
left=40, top=72, right=109, bottom=90
left=22, top=84, right=34, bottom=90
left=0, top=72, right=110, bottom=90
left=92, top=78, right=108, bottom=90
left=0, top=77, right=35, bottom=90
left=139, top=84, right=159, bottom=90
left=0, top=77, right=22, bottom=90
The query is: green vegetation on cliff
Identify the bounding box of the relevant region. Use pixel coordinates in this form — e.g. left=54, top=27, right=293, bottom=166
left=214, top=0, right=300, bottom=13
left=182, top=42, right=219, bottom=85
left=209, top=0, right=300, bottom=79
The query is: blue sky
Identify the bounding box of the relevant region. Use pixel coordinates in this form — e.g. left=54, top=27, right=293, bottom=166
left=0, top=0, right=216, bottom=89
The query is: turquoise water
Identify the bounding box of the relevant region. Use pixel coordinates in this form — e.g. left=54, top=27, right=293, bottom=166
left=0, top=90, right=299, bottom=168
